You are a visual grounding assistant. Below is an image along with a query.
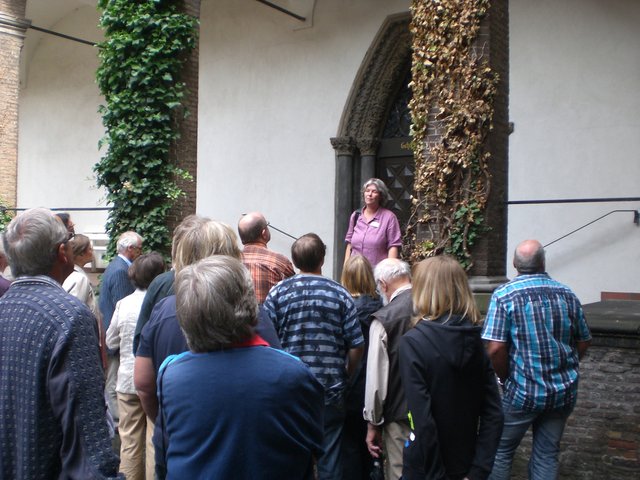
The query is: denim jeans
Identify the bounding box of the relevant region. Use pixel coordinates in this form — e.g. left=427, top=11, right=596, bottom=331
left=489, top=400, right=573, bottom=480
left=317, top=402, right=346, bottom=480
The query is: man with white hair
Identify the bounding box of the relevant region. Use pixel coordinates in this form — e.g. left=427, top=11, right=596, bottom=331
left=363, top=257, right=413, bottom=480
left=99, top=230, right=144, bottom=423
left=0, top=208, right=121, bottom=478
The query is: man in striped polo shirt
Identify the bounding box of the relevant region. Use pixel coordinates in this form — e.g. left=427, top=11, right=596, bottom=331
left=482, top=239, right=592, bottom=480
left=264, top=233, right=364, bottom=480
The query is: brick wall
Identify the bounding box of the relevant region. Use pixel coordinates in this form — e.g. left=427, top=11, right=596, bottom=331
left=415, top=0, right=510, bottom=279
left=510, top=334, right=640, bottom=479
left=468, top=0, right=509, bottom=278
left=0, top=1, right=28, bottom=208
left=166, top=0, right=200, bottom=232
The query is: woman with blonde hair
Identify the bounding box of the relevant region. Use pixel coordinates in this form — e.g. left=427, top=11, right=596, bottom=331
left=340, top=255, right=382, bottom=479
left=399, top=255, right=503, bottom=480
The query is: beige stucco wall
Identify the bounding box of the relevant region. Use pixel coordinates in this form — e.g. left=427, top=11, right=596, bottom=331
left=18, top=1, right=106, bottom=233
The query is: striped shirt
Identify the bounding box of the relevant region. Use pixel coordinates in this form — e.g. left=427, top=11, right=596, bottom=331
left=263, top=274, right=364, bottom=405
left=482, top=273, right=591, bottom=412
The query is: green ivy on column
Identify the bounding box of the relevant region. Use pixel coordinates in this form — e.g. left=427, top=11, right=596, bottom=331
left=95, top=0, right=197, bottom=257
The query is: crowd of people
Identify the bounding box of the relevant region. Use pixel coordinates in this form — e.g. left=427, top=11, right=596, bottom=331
left=0, top=178, right=592, bottom=480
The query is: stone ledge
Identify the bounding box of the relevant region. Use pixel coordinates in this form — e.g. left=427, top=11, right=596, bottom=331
left=583, top=300, right=640, bottom=339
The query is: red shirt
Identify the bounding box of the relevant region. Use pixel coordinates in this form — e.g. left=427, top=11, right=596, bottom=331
left=242, top=243, right=295, bottom=303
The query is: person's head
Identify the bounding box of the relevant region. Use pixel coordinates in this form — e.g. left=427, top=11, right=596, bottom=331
left=237, top=212, right=270, bottom=245
left=362, top=178, right=391, bottom=209
left=173, top=217, right=241, bottom=273
left=55, top=212, right=75, bottom=234
left=116, top=231, right=143, bottom=261
left=291, top=233, right=326, bottom=273
left=412, top=255, right=480, bottom=325
left=341, top=255, right=377, bottom=297
left=175, top=255, right=258, bottom=352
left=374, top=258, right=411, bottom=304
left=170, top=215, right=202, bottom=264
left=2, top=208, right=74, bottom=280
left=69, top=234, right=94, bottom=267
left=513, top=239, right=545, bottom=274
left=128, top=251, right=167, bottom=290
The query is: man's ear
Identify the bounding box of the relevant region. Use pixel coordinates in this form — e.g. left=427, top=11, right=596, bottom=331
left=57, top=243, right=71, bottom=266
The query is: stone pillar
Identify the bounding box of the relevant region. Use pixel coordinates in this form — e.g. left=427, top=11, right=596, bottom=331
left=331, top=136, right=356, bottom=278
left=0, top=2, right=29, bottom=209
left=167, top=0, right=200, bottom=232
left=357, top=137, right=379, bottom=187
left=468, top=0, right=510, bottom=293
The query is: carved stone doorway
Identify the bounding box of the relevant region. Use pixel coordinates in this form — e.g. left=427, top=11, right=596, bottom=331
left=331, top=12, right=413, bottom=276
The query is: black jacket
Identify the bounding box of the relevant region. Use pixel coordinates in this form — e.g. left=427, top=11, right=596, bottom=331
left=399, top=315, right=503, bottom=480
left=345, top=294, right=383, bottom=414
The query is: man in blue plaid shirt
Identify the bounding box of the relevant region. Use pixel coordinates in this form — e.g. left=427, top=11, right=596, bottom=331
left=482, top=239, right=591, bottom=480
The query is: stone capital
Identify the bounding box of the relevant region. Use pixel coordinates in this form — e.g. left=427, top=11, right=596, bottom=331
left=356, top=137, right=380, bottom=156
left=330, top=136, right=356, bottom=156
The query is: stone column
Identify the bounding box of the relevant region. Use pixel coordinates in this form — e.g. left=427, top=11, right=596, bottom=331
left=468, top=0, right=510, bottom=298
left=0, top=2, right=29, bottom=209
left=357, top=137, right=379, bottom=187
left=331, top=136, right=356, bottom=278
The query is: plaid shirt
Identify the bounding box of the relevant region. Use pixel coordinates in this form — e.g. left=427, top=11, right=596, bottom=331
left=242, top=243, right=295, bottom=303
left=482, top=273, right=591, bottom=412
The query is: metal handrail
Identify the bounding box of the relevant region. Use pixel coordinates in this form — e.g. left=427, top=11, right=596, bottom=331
left=508, top=196, right=640, bottom=205
left=543, top=210, right=639, bottom=248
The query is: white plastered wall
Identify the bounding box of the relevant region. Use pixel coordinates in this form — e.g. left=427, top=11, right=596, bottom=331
left=508, top=0, right=640, bottom=303
left=197, top=0, right=410, bottom=278
left=17, top=0, right=639, bottom=299
left=18, top=1, right=107, bottom=234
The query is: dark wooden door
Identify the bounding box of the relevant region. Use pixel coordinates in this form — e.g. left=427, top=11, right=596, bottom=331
left=377, top=137, right=414, bottom=231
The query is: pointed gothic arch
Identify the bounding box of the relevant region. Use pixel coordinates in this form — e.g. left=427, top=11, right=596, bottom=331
left=331, top=12, right=413, bottom=275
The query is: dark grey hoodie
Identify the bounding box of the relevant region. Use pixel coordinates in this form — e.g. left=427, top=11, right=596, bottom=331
left=398, top=314, right=503, bottom=480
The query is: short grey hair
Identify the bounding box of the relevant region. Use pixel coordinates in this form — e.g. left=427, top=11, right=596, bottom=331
left=362, top=178, right=391, bottom=208
left=514, top=244, right=546, bottom=274
left=175, top=256, right=258, bottom=352
left=374, top=258, right=411, bottom=284
left=116, top=231, right=143, bottom=253
left=2, top=208, right=69, bottom=277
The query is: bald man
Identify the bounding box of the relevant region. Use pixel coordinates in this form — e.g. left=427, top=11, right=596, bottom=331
left=238, top=212, right=294, bottom=303
left=482, top=240, right=591, bottom=480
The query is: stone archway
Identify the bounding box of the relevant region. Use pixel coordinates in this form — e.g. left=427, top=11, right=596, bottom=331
left=331, top=12, right=412, bottom=275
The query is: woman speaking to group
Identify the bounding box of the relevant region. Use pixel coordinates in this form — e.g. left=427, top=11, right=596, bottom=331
left=344, top=178, right=402, bottom=267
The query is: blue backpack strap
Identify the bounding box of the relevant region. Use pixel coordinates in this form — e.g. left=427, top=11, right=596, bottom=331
left=156, top=351, right=190, bottom=479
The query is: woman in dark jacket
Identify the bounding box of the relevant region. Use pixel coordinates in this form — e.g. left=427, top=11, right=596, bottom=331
left=341, top=255, right=383, bottom=479
left=399, top=255, right=503, bottom=480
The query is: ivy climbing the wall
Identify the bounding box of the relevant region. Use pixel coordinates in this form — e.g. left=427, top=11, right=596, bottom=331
left=406, top=0, right=497, bottom=269
left=95, top=0, right=197, bottom=257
